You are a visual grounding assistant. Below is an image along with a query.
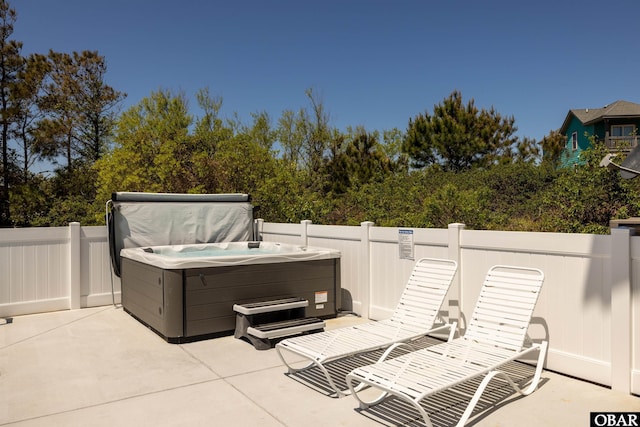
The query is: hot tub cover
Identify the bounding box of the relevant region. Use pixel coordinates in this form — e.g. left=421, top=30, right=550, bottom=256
left=108, top=192, right=254, bottom=276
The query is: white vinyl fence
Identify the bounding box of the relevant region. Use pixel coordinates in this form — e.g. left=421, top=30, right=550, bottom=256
left=259, top=220, right=638, bottom=396
left=0, top=220, right=638, bottom=396
left=0, top=223, right=119, bottom=316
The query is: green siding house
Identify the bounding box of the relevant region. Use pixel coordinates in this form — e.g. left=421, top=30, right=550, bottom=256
left=559, top=100, right=640, bottom=166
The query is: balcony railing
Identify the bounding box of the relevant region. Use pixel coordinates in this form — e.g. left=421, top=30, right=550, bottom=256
left=605, top=136, right=639, bottom=151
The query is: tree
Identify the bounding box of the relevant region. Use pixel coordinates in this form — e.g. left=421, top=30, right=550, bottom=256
left=95, top=90, right=192, bottom=203
left=511, top=136, right=541, bottom=164
left=35, top=51, right=80, bottom=168
left=276, top=109, right=303, bottom=166
left=8, top=173, right=51, bottom=226
left=12, top=53, right=49, bottom=181
left=539, top=141, right=638, bottom=233
left=189, top=87, right=233, bottom=193
left=320, top=127, right=393, bottom=194
left=35, top=50, right=124, bottom=168
left=0, top=0, right=23, bottom=226
left=254, top=159, right=312, bottom=222
left=381, top=127, right=409, bottom=173
left=192, top=87, right=228, bottom=153
left=302, top=88, right=331, bottom=174
left=422, top=182, right=490, bottom=229
left=205, top=108, right=277, bottom=195
left=213, top=133, right=276, bottom=194
left=72, top=51, right=125, bottom=162
left=244, top=111, right=275, bottom=150
left=540, top=129, right=567, bottom=166
left=275, top=88, right=332, bottom=173
left=95, top=88, right=285, bottom=222
left=402, top=90, right=519, bottom=171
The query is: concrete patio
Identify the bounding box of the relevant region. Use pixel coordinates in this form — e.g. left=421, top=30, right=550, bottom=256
left=0, top=306, right=637, bottom=426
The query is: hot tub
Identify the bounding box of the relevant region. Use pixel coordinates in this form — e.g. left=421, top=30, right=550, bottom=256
left=119, top=241, right=341, bottom=343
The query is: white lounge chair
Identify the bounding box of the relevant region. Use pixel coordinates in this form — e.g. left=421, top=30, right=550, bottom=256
left=276, top=257, right=458, bottom=396
left=346, top=265, right=546, bottom=427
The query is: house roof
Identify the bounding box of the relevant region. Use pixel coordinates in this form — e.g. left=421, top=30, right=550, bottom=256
left=560, top=100, right=640, bottom=133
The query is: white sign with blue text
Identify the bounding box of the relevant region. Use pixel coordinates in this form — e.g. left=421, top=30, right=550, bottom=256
left=398, top=229, right=414, bottom=260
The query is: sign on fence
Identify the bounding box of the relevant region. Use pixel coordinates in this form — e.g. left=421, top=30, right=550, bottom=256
left=398, top=229, right=414, bottom=260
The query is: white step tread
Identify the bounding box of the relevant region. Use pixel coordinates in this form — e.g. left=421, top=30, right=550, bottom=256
left=247, top=317, right=325, bottom=339
left=233, top=297, right=308, bottom=315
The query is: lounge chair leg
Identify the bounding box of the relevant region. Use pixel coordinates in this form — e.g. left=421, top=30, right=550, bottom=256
left=455, top=341, right=548, bottom=426
left=348, top=376, right=390, bottom=408
left=414, top=401, right=435, bottom=427
left=495, top=341, right=548, bottom=398
left=520, top=340, right=548, bottom=396
left=355, top=389, right=390, bottom=408
left=276, top=346, right=316, bottom=374
left=284, top=359, right=316, bottom=374
left=456, top=370, right=500, bottom=426
left=277, top=344, right=355, bottom=397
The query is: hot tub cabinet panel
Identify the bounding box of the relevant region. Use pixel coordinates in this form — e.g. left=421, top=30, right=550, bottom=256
left=120, top=256, right=340, bottom=343
left=121, top=259, right=185, bottom=340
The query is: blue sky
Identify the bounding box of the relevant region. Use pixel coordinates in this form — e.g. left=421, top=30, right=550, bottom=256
left=13, top=0, right=640, bottom=143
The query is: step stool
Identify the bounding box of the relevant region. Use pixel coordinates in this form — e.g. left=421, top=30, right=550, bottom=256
left=233, top=297, right=325, bottom=350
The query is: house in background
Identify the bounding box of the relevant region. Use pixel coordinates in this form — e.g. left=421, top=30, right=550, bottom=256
left=559, top=100, right=640, bottom=166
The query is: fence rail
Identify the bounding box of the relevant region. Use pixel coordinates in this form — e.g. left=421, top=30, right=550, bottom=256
left=1, top=220, right=637, bottom=395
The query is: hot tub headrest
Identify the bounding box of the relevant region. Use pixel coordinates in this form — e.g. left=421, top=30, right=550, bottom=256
left=107, top=192, right=254, bottom=276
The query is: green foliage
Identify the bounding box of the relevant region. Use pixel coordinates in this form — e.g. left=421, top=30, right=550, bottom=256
left=35, top=50, right=124, bottom=167
left=211, top=134, right=277, bottom=194
left=10, top=160, right=101, bottom=226
left=255, top=163, right=333, bottom=224
left=94, top=90, right=193, bottom=203
left=540, top=129, right=567, bottom=166
left=13, top=80, right=640, bottom=234
left=0, top=0, right=23, bottom=226
left=402, top=90, right=523, bottom=171
left=328, top=173, right=424, bottom=226
left=47, top=161, right=100, bottom=225
left=422, top=183, right=490, bottom=229
left=94, top=89, right=282, bottom=224
left=318, top=145, right=639, bottom=235
left=0, top=1, right=124, bottom=227
left=13, top=53, right=49, bottom=181
left=537, top=142, right=639, bottom=233
left=9, top=175, right=52, bottom=226
left=3, top=38, right=637, bottom=234
left=320, top=127, right=395, bottom=195
left=476, top=162, right=558, bottom=230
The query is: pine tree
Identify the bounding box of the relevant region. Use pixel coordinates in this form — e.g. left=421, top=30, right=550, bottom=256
left=402, top=90, right=519, bottom=171
left=0, top=0, right=23, bottom=226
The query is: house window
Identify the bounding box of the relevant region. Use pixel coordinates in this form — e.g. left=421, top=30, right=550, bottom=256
left=610, top=125, right=637, bottom=149
left=571, top=132, right=578, bottom=150
left=611, top=124, right=635, bottom=137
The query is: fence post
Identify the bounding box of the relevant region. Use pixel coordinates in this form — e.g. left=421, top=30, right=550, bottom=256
left=360, top=221, right=374, bottom=319
left=69, top=222, right=81, bottom=310
left=610, top=227, right=631, bottom=394
left=300, top=220, right=312, bottom=246
left=448, top=223, right=465, bottom=331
